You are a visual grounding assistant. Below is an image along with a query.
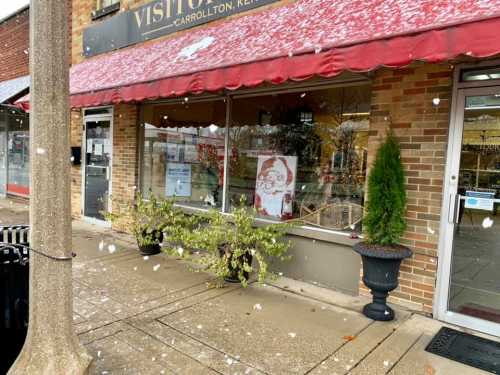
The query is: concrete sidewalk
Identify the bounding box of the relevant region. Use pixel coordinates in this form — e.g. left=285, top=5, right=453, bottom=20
left=1, top=199, right=492, bottom=374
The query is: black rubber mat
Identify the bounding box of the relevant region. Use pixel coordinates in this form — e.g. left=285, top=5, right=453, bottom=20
left=425, top=327, right=500, bottom=374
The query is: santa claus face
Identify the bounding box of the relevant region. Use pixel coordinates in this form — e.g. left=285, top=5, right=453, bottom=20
left=257, top=158, right=289, bottom=195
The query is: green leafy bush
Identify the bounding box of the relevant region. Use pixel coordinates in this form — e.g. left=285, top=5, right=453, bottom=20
left=170, top=199, right=292, bottom=287
left=363, top=132, right=407, bottom=245
left=106, top=192, right=186, bottom=247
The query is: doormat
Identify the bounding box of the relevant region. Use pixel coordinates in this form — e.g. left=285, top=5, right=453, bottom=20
left=425, top=327, right=500, bottom=374
left=459, top=304, right=500, bottom=324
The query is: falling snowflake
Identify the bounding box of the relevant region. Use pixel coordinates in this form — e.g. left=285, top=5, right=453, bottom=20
left=98, top=241, right=105, bottom=251
left=153, top=264, right=161, bottom=271
left=108, top=244, right=116, bottom=253
left=288, top=332, right=296, bottom=338
left=383, top=360, right=390, bottom=367
left=143, top=256, right=149, bottom=260
left=253, top=303, right=262, bottom=311
left=177, top=247, right=184, bottom=256
left=36, top=148, right=46, bottom=155
left=197, top=324, right=203, bottom=329
left=482, top=217, right=494, bottom=229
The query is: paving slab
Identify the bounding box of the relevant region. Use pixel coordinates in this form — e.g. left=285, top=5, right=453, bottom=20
left=308, top=310, right=412, bottom=374
left=134, top=319, right=265, bottom=375
left=348, top=314, right=442, bottom=375
left=389, top=332, right=491, bottom=375
left=158, top=284, right=372, bottom=374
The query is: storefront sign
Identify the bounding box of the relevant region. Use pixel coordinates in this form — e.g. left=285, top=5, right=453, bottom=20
left=254, top=155, right=297, bottom=219
left=166, top=162, right=192, bottom=197
left=83, top=0, right=279, bottom=57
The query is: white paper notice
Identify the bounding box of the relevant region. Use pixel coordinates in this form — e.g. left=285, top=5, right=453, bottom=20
left=94, top=143, right=103, bottom=156
left=103, top=143, right=112, bottom=155
left=165, top=163, right=192, bottom=197
left=464, top=197, right=494, bottom=211
left=86, top=139, right=93, bottom=153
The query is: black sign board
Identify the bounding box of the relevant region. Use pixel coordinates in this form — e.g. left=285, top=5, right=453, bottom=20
left=83, top=0, right=280, bottom=57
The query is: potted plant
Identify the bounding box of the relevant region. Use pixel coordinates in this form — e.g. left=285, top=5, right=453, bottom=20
left=353, top=132, right=412, bottom=321
left=172, top=200, right=292, bottom=287
left=107, top=193, right=179, bottom=256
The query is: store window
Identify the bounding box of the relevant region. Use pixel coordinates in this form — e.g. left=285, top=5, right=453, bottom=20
left=461, top=66, right=500, bottom=82
left=141, top=100, right=226, bottom=209
left=97, top=0, right=119, bottom=9
left=228, top=86, right=370, bottom=232
left=5, top=108, right=30, bottom=197
left=140, top=85, right=371, bottom=233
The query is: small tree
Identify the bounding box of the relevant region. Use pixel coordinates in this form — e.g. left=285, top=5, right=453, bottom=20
left=363, top=131, right=406, bottom=245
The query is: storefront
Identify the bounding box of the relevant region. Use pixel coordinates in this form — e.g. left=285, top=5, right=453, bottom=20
left=0, top=105, right=30, bottom=198
left=18, top=0, right=500, bottom=335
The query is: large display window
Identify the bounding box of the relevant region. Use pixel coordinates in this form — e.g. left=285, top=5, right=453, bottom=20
left=228, top=86, right=370, bottom=232
left=141, top=100, right=226, bottom=208
left=0, top=106, right=30, bottom=197
left=140, top=84, right=371, bottom=233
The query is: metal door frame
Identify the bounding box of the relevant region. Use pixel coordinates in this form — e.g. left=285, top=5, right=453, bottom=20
left=81, top=107, right=113, bottom=227
left=435, top=83, right=500, bottom=336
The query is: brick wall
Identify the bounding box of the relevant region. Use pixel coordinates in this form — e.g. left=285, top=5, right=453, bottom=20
left=111, top=104, right=139, bottom=229
left=70, top=109, right=84, bottom=217
left=0, top=8, right=29, bottom=82
left=361, top=63, right=453, bottom=314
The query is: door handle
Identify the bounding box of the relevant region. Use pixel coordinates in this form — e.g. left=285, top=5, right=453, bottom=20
left=448, top=194, right=461, bottom=224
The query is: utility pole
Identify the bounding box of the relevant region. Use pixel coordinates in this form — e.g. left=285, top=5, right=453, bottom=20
left=8, top=0, right=92, bottom=373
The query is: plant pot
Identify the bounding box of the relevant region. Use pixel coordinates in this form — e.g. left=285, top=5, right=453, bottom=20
left=218, top=246, right=253, bottom=283
left=137, top=230, right=164, bottom=256
left=353, top=242, right=412, bottom=321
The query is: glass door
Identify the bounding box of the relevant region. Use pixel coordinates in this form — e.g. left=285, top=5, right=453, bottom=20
left=83, top=118, right=112, bottom=222
left=439, top=86, right=500, bottom=336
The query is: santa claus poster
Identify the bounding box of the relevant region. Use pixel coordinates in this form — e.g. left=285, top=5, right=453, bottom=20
left=254, top=155, right=298, bottom=219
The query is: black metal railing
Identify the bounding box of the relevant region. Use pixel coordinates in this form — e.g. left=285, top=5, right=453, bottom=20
left=0, top=226, right=29, bottom=374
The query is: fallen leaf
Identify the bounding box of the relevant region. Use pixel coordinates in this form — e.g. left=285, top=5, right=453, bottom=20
left=343, top=335, right=356, bottom=342
left=425, top=364, right=436, bottom=375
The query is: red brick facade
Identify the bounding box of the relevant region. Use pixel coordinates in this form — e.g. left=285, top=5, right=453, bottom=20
left=0, top=8, right=29, bottom=82
left=361, top=63, right=453, bottom=314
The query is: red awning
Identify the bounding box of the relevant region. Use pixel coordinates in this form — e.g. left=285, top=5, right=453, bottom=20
left=19, top=0, right=500, bottom=109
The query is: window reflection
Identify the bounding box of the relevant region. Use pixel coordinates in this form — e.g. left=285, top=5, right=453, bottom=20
left=141, top=100, right=226, bottom=208
left=228, top=86, right=370, bottom=232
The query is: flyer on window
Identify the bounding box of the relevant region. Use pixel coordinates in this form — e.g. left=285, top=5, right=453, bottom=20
left=165, top=162, right=192, bottom=197
left=254, top=155, right=297, bottom=219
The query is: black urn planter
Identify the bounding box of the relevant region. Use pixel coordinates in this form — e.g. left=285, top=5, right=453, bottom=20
left=218, top=246, right=253, bottom=283
left=137, top=230, right=164, bottom=256
left=354, top=242, right=412, bottom=321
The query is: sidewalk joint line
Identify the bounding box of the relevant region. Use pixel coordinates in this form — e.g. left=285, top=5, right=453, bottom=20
left=156, top=319, right=269, bottom=375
